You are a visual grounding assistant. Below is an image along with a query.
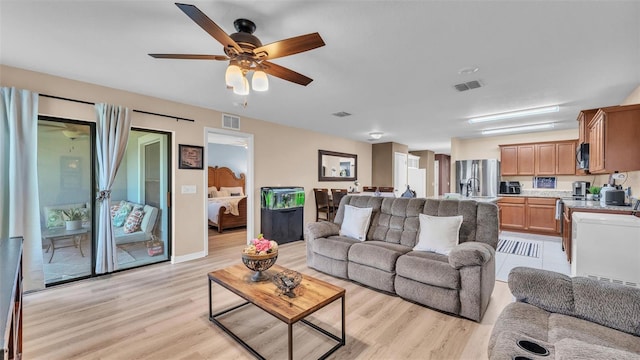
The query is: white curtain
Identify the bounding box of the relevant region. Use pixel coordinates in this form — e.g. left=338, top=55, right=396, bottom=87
left=95, top=103, right=132, bottom=273
left=0, top=87, right=45, bottom=291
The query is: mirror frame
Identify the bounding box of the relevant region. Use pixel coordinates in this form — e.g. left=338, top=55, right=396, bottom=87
left=318, top=150, right=358, bottom=182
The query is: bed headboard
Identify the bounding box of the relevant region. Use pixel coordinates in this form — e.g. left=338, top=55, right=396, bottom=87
left=208, top=166, right=246, bottom=191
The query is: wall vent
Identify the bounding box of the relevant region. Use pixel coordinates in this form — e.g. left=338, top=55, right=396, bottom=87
left=454, top=80, right=483, bottom=92
left=222, top=114, right=240, bottom=130
left=586, top=274, right=638, bottom=288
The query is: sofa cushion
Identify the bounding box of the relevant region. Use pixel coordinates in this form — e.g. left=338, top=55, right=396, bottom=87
left=397, top=251, right=460, bottom=289
left=413, top=214, right=462, bottom=255
left=311, top=235, right=359, bottom=261
left=549, top=313, right=640, bottom=355
left=339, top=205, right=373, bottom=241
left=348, top=241, right=411, bottom=272
left=555, top=338, right=640, bottom=360
left=369, top=198, right=424, bottom=247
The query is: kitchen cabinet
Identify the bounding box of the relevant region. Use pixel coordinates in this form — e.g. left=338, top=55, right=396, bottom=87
left=498, top=197, right=559, bottom=235
left=500, top=140, right=577, bottom=176
left=500, top=146, right=518, bottom=176
left=527, top=198, right=559, bottom=233
left=576, top=109, right=598, bottom=175
left=587, top=104, right=640, bottom=174
left=497, top=197, right=526, bottom=230
left=517, top=145, right=535, bottom=175
left=556, top=142, right=577, bottom=175
left=534, top=143, right=556, bottom=175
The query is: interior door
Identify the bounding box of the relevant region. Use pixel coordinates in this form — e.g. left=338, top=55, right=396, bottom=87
left=394, top=152, right=408, bottom=196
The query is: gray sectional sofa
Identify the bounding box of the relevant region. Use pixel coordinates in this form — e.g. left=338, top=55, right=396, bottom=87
left=489, top=267, right=640, bottom=359
left=305, top=195, right=499, bottom=322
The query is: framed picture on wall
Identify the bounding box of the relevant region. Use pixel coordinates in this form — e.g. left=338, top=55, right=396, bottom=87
left=179, top=144, right=204, bottom=170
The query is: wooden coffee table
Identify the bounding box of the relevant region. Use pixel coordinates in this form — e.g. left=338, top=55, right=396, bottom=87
left=208, top=264, right=345, bottom=360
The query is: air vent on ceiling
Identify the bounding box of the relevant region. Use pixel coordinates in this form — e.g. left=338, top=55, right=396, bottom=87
left=222, top=114, right=240, bottom=130
left=332, top=111, right=352, bottom=118
left=454, top=80, right=482, bottom=92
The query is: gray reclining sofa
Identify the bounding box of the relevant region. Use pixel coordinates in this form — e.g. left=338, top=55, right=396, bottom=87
left=489, top=267, right=640, bottom=359
left=305, top=195, right=499, bottom=321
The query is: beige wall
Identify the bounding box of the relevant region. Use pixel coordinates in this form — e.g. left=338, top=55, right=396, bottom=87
left=1, top=65, right=372, bottom=260
left=372, top=142, right=409, bottom=187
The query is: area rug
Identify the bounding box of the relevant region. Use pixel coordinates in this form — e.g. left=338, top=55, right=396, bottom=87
left=497, top=238, right=540, bottom=258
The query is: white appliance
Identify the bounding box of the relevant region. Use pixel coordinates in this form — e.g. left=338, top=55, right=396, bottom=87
left=571, top=212, right=640, bottom=287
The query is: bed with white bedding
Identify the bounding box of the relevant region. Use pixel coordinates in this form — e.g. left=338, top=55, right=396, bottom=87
left=207, top=166, right=247, bottom=233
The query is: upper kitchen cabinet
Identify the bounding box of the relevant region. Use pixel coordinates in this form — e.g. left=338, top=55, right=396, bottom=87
left=577, top=108, right=598, bottom=145
left=500, top=146, right=518, bottom=175
left=587, top=104, right=640, bottom=174
left=500, top=140, right=576, bottom=176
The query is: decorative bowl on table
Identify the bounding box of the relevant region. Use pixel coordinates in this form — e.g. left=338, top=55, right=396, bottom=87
left=242, top=234, right=278, bottom=282
left=272, top=270, right=302, bottom=298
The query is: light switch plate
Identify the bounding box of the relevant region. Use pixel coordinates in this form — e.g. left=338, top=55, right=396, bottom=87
left=181, top=185, right=196, bottom=194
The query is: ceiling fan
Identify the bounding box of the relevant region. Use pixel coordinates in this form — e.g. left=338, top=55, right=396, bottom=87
left=149, top=3, right=326, bottom=95
left=39, top=121, right=89, bottom=140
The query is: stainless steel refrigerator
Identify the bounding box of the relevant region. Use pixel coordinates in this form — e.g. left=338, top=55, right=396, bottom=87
left=455, top=159, right=500, bottom=197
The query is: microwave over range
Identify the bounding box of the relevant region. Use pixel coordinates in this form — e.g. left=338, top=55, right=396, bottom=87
left=576, top=143, right=589, bottom=170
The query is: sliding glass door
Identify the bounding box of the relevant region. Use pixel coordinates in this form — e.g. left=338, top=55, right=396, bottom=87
left=37, top=119, right=171, bottom=285
left=38, top=118, right=95, bottom=285
left=109, top=128, right=171, bottom=269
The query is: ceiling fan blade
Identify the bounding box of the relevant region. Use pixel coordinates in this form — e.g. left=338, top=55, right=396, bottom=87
left=175, top=3, right=242, bottom=54
left=149, top=54, right=229, bottom=61
left=261, top=61, right=313, bottom=86
left=254, top=33, right=325, bottom=60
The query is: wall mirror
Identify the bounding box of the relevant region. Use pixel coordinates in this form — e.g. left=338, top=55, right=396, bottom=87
left=318, top=150, right=358, bottom=182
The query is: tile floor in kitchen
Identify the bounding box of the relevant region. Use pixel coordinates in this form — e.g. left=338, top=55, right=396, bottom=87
left=495, top=230, right=571, bottom=282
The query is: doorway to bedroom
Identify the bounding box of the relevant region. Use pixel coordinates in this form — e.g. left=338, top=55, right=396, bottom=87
left=205, top=128, right=254, bottom=252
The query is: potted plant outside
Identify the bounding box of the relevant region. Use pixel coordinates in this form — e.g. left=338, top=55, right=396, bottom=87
left=62, top=208, right=84, bottom=230
left=588, top=186, right=601, bottom=201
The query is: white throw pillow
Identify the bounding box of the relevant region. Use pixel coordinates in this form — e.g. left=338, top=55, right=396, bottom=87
left=414, top=214, right=463, bottom=255
left=220, top=186, right=244, bottom=196
left=215, top=189, right=230, bottom=198
left=339, top=205, right=373, bottom=241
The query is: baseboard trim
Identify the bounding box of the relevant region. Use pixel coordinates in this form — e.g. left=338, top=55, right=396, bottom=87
left=172, top=251, right=206, bottom=264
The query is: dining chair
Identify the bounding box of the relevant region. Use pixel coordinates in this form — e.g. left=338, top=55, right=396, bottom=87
left=330, top=189, right=348, bottom=220
left=313, top=188, right=331, bottom=221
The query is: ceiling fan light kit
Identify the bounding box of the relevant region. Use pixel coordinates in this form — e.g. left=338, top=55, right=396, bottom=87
left=468, top=105, right=559, bottom=124
left=251, top=70, right=269, bottom=92
left=149, top=3, right=325, bottom=99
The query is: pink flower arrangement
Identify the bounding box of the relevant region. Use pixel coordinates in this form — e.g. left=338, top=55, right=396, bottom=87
left=242, top=234, right=278, bottom=255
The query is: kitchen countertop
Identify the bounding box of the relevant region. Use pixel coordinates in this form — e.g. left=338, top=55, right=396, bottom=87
left=562, top=199, right=638, bottom=212
left=498, top=189, right=573, bottom=198
left=436, top=195, right=499, bottom=203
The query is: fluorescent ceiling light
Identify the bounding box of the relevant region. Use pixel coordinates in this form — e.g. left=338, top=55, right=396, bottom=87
left=481, top=123, right=555, bottom=135
left=469, top=105, right=559, bottom=124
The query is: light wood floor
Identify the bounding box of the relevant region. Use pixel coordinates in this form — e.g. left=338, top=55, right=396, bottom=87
left=23, top=230, right=512, bottom=359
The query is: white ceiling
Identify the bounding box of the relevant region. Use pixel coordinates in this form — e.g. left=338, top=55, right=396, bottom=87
left=2, top=1, right=639, bottom=153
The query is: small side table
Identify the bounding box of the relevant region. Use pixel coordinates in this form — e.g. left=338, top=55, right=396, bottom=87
left=41, top=227, right=89, bottom=263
